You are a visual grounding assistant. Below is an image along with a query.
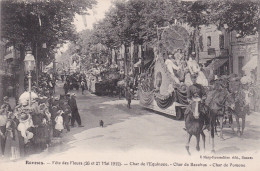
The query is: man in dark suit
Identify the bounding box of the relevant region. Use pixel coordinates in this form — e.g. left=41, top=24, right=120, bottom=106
left=125, top=86, right=132, bottom=109
left=63, top=81, right=69, bottom=95
left=68, top=93, right=83, bottom=127
left=184, top=74, right=208, bottom=130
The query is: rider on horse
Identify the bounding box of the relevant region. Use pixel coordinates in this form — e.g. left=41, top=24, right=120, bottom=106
left=235, top=79, right=250, bottom=115
left=184, top=74, right=209, bottom=130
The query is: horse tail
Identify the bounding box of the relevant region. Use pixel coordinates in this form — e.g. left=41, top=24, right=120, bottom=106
left=210, top=109, right=216, bottom=139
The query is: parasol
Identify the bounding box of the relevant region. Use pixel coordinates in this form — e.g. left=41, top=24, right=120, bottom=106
left=19, top=91, right=38, bottom=104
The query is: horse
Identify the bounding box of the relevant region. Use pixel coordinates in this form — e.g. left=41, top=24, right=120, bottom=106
left=205, top=87, right=235, bottom=140
left=228, top=90, right=250, bottom=136
left=117, top=80, right=126, bottom=99
left=184, top=99, right=209, bottom=155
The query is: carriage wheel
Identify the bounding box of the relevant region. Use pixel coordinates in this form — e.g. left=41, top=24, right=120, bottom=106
left=176, top=107, right=183, bottom=120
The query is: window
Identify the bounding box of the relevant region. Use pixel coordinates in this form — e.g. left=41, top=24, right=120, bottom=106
left=238, top=56, right=244, bottom=76
left=199, top=35, right=203, bottom=51
left=219, top=35, right=224, bottom=49
left=207, top=36, right=211, bottom=47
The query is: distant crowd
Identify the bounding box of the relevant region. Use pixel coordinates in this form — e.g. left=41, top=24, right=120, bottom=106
left=0, top=72, right=83, bottom=161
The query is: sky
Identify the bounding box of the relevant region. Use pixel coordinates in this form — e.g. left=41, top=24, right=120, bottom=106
left=73, top=0, right=113, bottom=32
left=57, top=0, right=113, bottom=57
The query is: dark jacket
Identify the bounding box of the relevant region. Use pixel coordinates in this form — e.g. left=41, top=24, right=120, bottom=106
left=68, top=97, right=78, bottom=111
left=125, top=89, right=132, bottom=100
left=187, top=83, right=206, bottom=100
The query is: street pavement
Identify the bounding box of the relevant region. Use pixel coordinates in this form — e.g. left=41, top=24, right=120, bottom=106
left=2, top=80, right=260, bottom=171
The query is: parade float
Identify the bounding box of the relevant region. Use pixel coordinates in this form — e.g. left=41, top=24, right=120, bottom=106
left=86, top=63, right=120, bottom=95
left=138, top=25, right=191, bottom=120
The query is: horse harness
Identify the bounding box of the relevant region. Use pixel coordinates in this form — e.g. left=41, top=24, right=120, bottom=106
left=208, top=90, right=229, bottom=115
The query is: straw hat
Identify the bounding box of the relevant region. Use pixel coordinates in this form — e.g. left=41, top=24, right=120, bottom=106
left=19, top=113, right=30, bottom=123
left=3, top=96, right=9, bottom=101
left=57, top=110, right=64, bottom=115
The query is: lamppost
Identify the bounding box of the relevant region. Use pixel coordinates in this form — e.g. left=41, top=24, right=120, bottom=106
left=24, top=51, right=35, bottom=108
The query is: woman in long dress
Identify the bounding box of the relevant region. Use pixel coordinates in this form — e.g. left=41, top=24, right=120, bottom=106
left=31, top=104, right=48, bottom=152
left=4, top=112, right=20, bottom=160
left=0, top=105, right=8, bottom=156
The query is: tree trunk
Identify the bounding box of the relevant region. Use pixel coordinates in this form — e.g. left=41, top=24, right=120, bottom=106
left=257, top=19, right=260, bottom=84
left=195, top=26, right=200, bottom=63
left=257, top=19, right=260, bottom=112
left=0, top=44, right=4, bottom=104
left=18, top=45, right=25, bottom=98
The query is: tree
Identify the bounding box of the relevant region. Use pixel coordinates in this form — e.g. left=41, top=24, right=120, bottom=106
left=0, top=0, right=96, bottom=96
left=1, top=0, right=97, bottom=61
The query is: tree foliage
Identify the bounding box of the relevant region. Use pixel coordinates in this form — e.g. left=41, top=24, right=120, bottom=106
left=209, top=0, right=259, bottom=37
left=71, top=0, right=259, bottom=68
left=1, top=0, right=97, bottom=62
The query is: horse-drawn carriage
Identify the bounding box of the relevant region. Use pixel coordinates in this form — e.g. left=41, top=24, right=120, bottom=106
left=138, top=24, right=251, bottom=154
left=94, top=70, right=120, bottom=96
left=138, top=25, right=191, bottom=120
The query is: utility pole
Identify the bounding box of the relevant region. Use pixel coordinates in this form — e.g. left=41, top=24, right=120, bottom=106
left=257, top=19, right=260, bottom=112
left=257, top=19, right=260, bottom=84
left=53, top=58, right=56, bottom=73
left=36, top=42, right=38, bottom=87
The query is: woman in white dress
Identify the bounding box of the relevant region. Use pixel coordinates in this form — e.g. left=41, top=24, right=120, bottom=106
left=187, top=55, right=200, bottom=75
left=165, top=54, right=180, bottom=84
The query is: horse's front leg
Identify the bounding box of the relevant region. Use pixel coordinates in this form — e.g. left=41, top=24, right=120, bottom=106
left=235, top=115, right=241, bottom=136
left=211, top=122, right=215, bottom=153
left=231, top=114, right=235, bottom=133
left=196, top=134, right=200, bottom=152
left=185, top=133, right=192, bottom=155
left=241, top=115, right=246, bottom=135
left=229, top=114, right=233, bottom=125
left=201, top=131, right=206, bottom=152
left=219, top=116, right=224, bottom=140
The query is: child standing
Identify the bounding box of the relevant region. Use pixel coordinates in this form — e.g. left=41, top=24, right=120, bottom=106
left=54, top=110, right=64, bottom=137
left=125, top=87, right=132, bottom=109
left=81, top=80, right=85, bottom=95
left=4, top=112, right=20, bottom=160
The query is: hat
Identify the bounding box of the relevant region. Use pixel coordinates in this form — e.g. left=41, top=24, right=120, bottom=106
left=57, top=110, right=64, bottom=115
left=191, top=74, right=197, bottom=79
left=19, top=113, right=30, bottom=122
left=3, top=96, right=9, bottom=101
left=1, top=104, right=8, bottom=110
left=240, top=76, right=251, bottom=85
left=39, top=104, right=46, bottom=110
left=71, top=93, right=76, bottom=97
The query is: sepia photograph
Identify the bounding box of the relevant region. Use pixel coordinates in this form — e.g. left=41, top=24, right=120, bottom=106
left=0, top=0, right=260, bottom=170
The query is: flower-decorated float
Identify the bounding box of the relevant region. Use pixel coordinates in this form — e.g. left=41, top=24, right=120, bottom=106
left=138, top=24, right=197, bottom=120
left=86, top=62, right=120, bottom=95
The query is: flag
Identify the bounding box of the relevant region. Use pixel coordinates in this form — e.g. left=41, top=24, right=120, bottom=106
left=38, top=15, right=42, bottom=27
left=82, top=15, right=87, bottom=27
left=42, top=43, right=47, bottom=48
left=112, top=49, right=115, bottom=64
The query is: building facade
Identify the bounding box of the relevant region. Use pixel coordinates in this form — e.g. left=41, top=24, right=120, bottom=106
left=230, top=32, right=258, bottom=78
left=198, top=25, right=230, bottom=78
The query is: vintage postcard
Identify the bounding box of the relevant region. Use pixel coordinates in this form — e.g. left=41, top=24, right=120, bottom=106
left=0, top=0, right=259, bottom=170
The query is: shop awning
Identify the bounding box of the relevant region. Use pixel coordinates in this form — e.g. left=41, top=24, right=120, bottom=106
left=0, top=69, right=5, bottom=76
left=134, top=60, right=141, bottom=67
left=206, top=58, right=228, bottom=71
left=4, top=53, right=13, bottom=60
left=45, top=62, right=53, bottom=69
left=242, top=55, right=257, bottom=73
left=144, top=59, right=153, bottom=66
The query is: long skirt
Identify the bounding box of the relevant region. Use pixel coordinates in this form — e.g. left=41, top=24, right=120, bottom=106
left=33, top=125, right=49, bottom=151
left=4, top=129, right=20, bottom=160
left=17, top=131, right=25, bottom=157
left=0, top=126, right=6, bottom=156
